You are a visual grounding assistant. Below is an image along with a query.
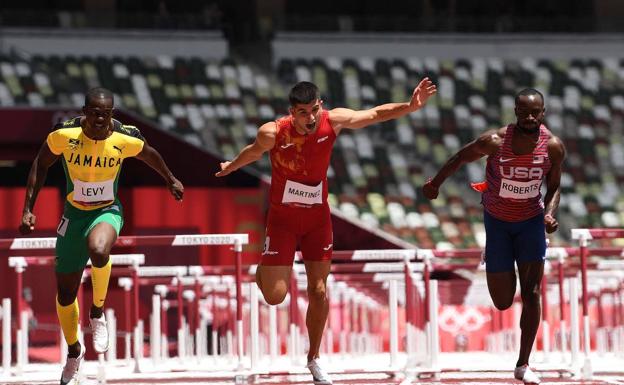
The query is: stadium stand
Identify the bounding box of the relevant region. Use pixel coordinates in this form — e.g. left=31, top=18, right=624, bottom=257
left=2, top=52, right=624, bottom=247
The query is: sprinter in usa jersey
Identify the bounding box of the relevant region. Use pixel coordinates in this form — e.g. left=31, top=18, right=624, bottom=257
left=423, top=88, right=565, bottom=385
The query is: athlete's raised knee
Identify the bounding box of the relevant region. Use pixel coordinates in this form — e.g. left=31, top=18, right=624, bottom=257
left=492, top=297, right=514, bottom=311
left=255, top=264, right=291, bottom=305
left=262, top=288, right=288, bottom=305
left=87, top=239, right=112, bottom=267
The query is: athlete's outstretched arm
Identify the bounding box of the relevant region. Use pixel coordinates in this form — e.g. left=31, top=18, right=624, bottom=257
left=329, top=77, right=436, bottom=133
left=20, top=142, right=59, bottom=234
left=136, top=141, right=184, bottom=201
left=543, top=136, right=566, bottom=233
left=423, top=129, right=501, bottom=200
left=215, top=122, right=276, bottom=177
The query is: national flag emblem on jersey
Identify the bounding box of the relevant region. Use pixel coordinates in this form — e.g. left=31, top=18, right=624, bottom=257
left=532, top=155, right=545, bottom=164
left=68, top=138, right=81, bottom=150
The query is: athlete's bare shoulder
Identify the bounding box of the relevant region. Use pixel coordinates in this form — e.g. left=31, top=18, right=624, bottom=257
left=494, top=125, right=509, bottom=140
left=543, top=127, right=560, bottom=143
left=256, top=121, right=278, bottom=150
left=547, top=133, right=566, bottom=162
left=473, top=126, right=506, bottom=155
left=259, top=120, right=278, bottom=135
left=540, top=125, right=562, bottom=146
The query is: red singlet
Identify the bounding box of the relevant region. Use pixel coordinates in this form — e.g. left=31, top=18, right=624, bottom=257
left=262, top=110, right=336, bottom=265
left=482, top=124, right=552, bottom=222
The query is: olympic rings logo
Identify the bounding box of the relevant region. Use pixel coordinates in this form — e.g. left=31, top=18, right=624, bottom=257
left=438, top=307, right=489, bottom=333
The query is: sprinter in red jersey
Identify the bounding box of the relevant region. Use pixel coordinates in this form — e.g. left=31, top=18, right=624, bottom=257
left=217, top=79, right=436, bottom=384
left=423, top=89, right=565, bottom=385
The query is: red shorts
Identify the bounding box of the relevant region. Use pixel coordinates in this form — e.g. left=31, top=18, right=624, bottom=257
left=261, top=204, right=333, bottom=265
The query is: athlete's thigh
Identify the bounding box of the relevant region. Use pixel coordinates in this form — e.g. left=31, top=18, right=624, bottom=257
left=55, top=211, right=90, bottom=274
left=86, top=222, right=118, bottom=253
left=483, top=210, right=515, bottom=273
left=256, top=264, right=293, bottom=300
left=257, top=226, right=294, bottom=303
left=258, top=208, right=300, bottom=300
left=300, top=209, right=333, bottom=263
left=261, top=220, right=298, bottom=266
left=86, top=208, right=122, bottom=266
left=513, top=214, right=546, bottom=266
left=486, top=270, right=517, bottom=310
left=86, top=207, right=122, bottom=246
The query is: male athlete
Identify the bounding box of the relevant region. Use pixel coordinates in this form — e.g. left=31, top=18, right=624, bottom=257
left=216, top=78, right=436, bottom=384
left=19, top=88, right=184, bottom=385
left=423, top=88, right=565, bottom=384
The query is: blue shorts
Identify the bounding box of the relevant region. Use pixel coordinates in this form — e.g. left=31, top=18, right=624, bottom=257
left=483, top=210, right=546, bottom=273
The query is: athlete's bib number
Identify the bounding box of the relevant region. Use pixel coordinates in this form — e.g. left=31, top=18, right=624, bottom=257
left=282, top=180, right=323, bottom=206
left=499, top=178, right=541, bottom=199
left=57, top=216, right=69, bottom=237
left=73, top=179, right=115, bottom=203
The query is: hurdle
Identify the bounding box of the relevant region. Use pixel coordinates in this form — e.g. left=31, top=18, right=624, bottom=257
left=111, top=266, right=187, bottom=372
left=2, top=232, right=623, bottom=383
left=412, top=246, right=606, bottom=377
left=156, top=273, right=241, bottom=362
left=187, top=265, right=245, bottom=363
left=589, top=272, right=622, bottom=357
left=587, top=268, right=624, bottom=355
left=5, top=254, right=144, bottom=375
left=277, top=249, right=434, bottom=380
left=0, top=233, right=248, bottom=379
left=571, top=228, right=624, bottom=379
left=236, top=249, right=415, bottom=381
left=132, top=266, right=189, bottom=362
left=116, top=265, right=247, bottom=371
left=2, top=298, right=10, bottom=376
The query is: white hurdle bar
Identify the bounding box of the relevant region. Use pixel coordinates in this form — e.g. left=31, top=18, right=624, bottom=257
left=428, top=279, right=440, bottom=375
left=153, top=284, right=168, bottom=362
left=164, top=274, right=236, bottom=361
left=1, top=233, right=249, bottom=368
left=2, top=298, right=10, bottom=376
left=150, top=294, right=161, bottom=364
left=388, top=279, right=398, bottom=368
left=569, top=277, right=581, bottom=375
left=105, top=308, right=116, bottom=362
left=249, top=283, right=259, bottom=370
left=6, top=254, right=145, bottom=375
left=118, top=277, right=134, bottom=364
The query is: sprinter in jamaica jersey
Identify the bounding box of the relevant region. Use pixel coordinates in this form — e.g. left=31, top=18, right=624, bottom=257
left=18, top=87, right=184, bottom=385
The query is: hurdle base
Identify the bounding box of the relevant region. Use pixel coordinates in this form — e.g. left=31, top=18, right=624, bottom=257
left=416, top=371, right=440, bottom=380
left=405, top=368, right=441, bottom=380
left=97, top=354, right=106, bottom=385
left=244, top=367, right=400, bottom=384
left=234, top=372, right=257, bottom=384
left=581, top=357, right=592, bottom=380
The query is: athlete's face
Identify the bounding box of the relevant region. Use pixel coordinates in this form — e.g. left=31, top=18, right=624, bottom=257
left=514, top=94, right=544, bottom=134
left=83, top=97, right=114, bottom=134
left=290, top=99, right=323, bottom=135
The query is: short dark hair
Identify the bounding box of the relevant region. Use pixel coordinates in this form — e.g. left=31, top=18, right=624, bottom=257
left=85, top=87, right=114, bottom=107
left=288, top=81, right=320, bottom=106
left=515, top=88, right=544, bottom=105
